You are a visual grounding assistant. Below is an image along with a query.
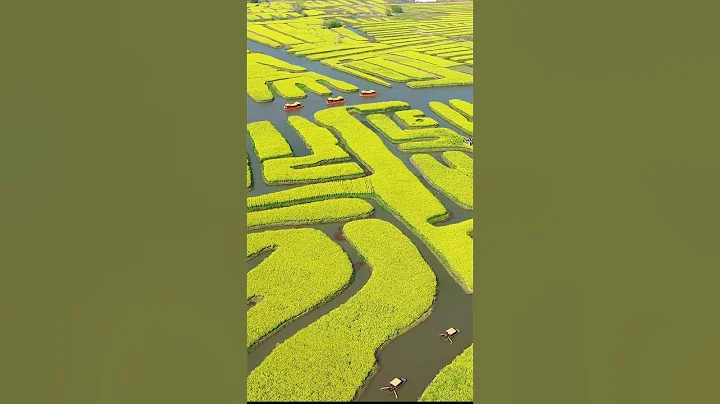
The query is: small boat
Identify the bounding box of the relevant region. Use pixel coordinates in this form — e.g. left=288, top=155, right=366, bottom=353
left=439, top=328, right=460, bottom=343
left=326, top=96, right=346, bottom=105
left=381, top=378, right=407, bottom=399
left=359, top=90, right=378, bottom=97
left=284, top=102, right=303, bottom=111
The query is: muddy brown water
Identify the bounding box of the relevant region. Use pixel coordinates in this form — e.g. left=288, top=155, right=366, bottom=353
left=246, top=39, right=473, bottom=401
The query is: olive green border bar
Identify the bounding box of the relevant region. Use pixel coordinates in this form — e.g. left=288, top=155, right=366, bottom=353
left=475, top=1, right=720, bottom=403
left=1, top=1, right=246, bottom=403
left=240, top=6, right=249, bottom=404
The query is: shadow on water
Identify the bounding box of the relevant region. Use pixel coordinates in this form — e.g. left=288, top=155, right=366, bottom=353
left=246, top=40, right=473, bottom=401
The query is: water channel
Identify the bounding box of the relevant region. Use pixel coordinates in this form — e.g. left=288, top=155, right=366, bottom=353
left=246, top=39, right=473, bottom=401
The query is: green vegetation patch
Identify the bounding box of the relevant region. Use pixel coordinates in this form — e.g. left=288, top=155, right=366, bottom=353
left=419, top=344, right=473, bottom=402
left=429, top=100, right=473, bottom=135
left=247, top=198, right=374, bottom=230
left=395, top=109, right=439, bottom=128
left=260, top=116, right=366, bottom=184
left=345, top=60, right=411, bottom=82
left=366, top=114, right=470, bottom=152
left=247, top=121, right=294, bottom=161
left=391, top=50, right=461, bottom=68
left=364, top=57, right=437, bottom=80
left=247, top=219, right=437, bottom=401
left=247, top=228, right=354, bottom=351
left=411, top=154, right=473, bottom=209
left=449, top=99, right=473, bottom=120
left=442, top=151, right=473, bottom=178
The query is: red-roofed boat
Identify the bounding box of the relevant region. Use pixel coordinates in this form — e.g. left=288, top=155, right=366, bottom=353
left=284, top=102, right=303, bottom=111
left=326, top=96, right=346, bottom=105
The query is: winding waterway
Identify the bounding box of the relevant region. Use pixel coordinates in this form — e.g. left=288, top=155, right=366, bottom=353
left=246, top=39, right=473, bottom=401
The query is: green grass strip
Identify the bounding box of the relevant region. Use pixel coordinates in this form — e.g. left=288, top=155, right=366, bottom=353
left=247, top=219, right=436, bottom=401
left=419, top=344, right=473, bottom=402
left=247, top=229, right=354, bottom=351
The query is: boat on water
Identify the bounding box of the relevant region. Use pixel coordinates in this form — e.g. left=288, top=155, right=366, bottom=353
left=359, top=90, right=378, bottom=97
left=284, top=102, right=303, bottom=111
left=326, top=96, right=346, bottom=105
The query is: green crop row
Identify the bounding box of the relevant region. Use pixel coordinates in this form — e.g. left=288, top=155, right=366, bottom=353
left=346, top=100, right=410, bottom=114
left=386, top=57, right=472, bottom=88
left=366, top=114, right=470, bottom=152
left=345, top=60, right=411, bottom=82
left=364, top=57, right=437, bottom=80
left=247, top=228, right=354, bottom=351
left=272, top=76, right=332, bottom=99
left=391, top=50, right=461, bottom=68
left=247, top=121, right=294, bottom=162
left=256, top=116, right=365, bottom=184
left=419, top=344, right=473, bottom=402
left=449, top=99, right=473, bottom=120
left=247, top=219, right=437, bottom=401
left=246, top=30, right=282, bottom=48
left=394, top=109, right=439, bottom=128
left=442, top=151, right=473, bottom=178
left=410, top=154, right=473, bottom=209
left=429, top=100, right=473, bottom=135
left=435, top=49, right=474, bottom=59
left=247, top=177, right=374, bottom=211
left=247, top=198, right=373, bottom=230
left=248, top=24, right=304, bottom=45
left=425, top=45, right=472, bottom=56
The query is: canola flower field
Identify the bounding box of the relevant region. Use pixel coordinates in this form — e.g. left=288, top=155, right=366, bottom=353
left=247, top=0, right=473, bottom=89
left=247, top=1, right=473, bottom=401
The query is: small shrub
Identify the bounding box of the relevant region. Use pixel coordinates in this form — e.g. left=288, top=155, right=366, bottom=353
left=390, top=5, right=404, bottom=13
left=291, top=0, right=305, bottom=13
left=322, top=18, right=343, bottom=29
left=247, top=0, right=260, bottom=3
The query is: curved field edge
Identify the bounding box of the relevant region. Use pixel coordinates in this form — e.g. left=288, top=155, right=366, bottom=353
left=410, top=154, right=473, bottom=210
left=246, top=219, right=437, bottom=402
left=419, top=344, right=473, bottom=402
left=246, top=228, right=354, bottom=351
